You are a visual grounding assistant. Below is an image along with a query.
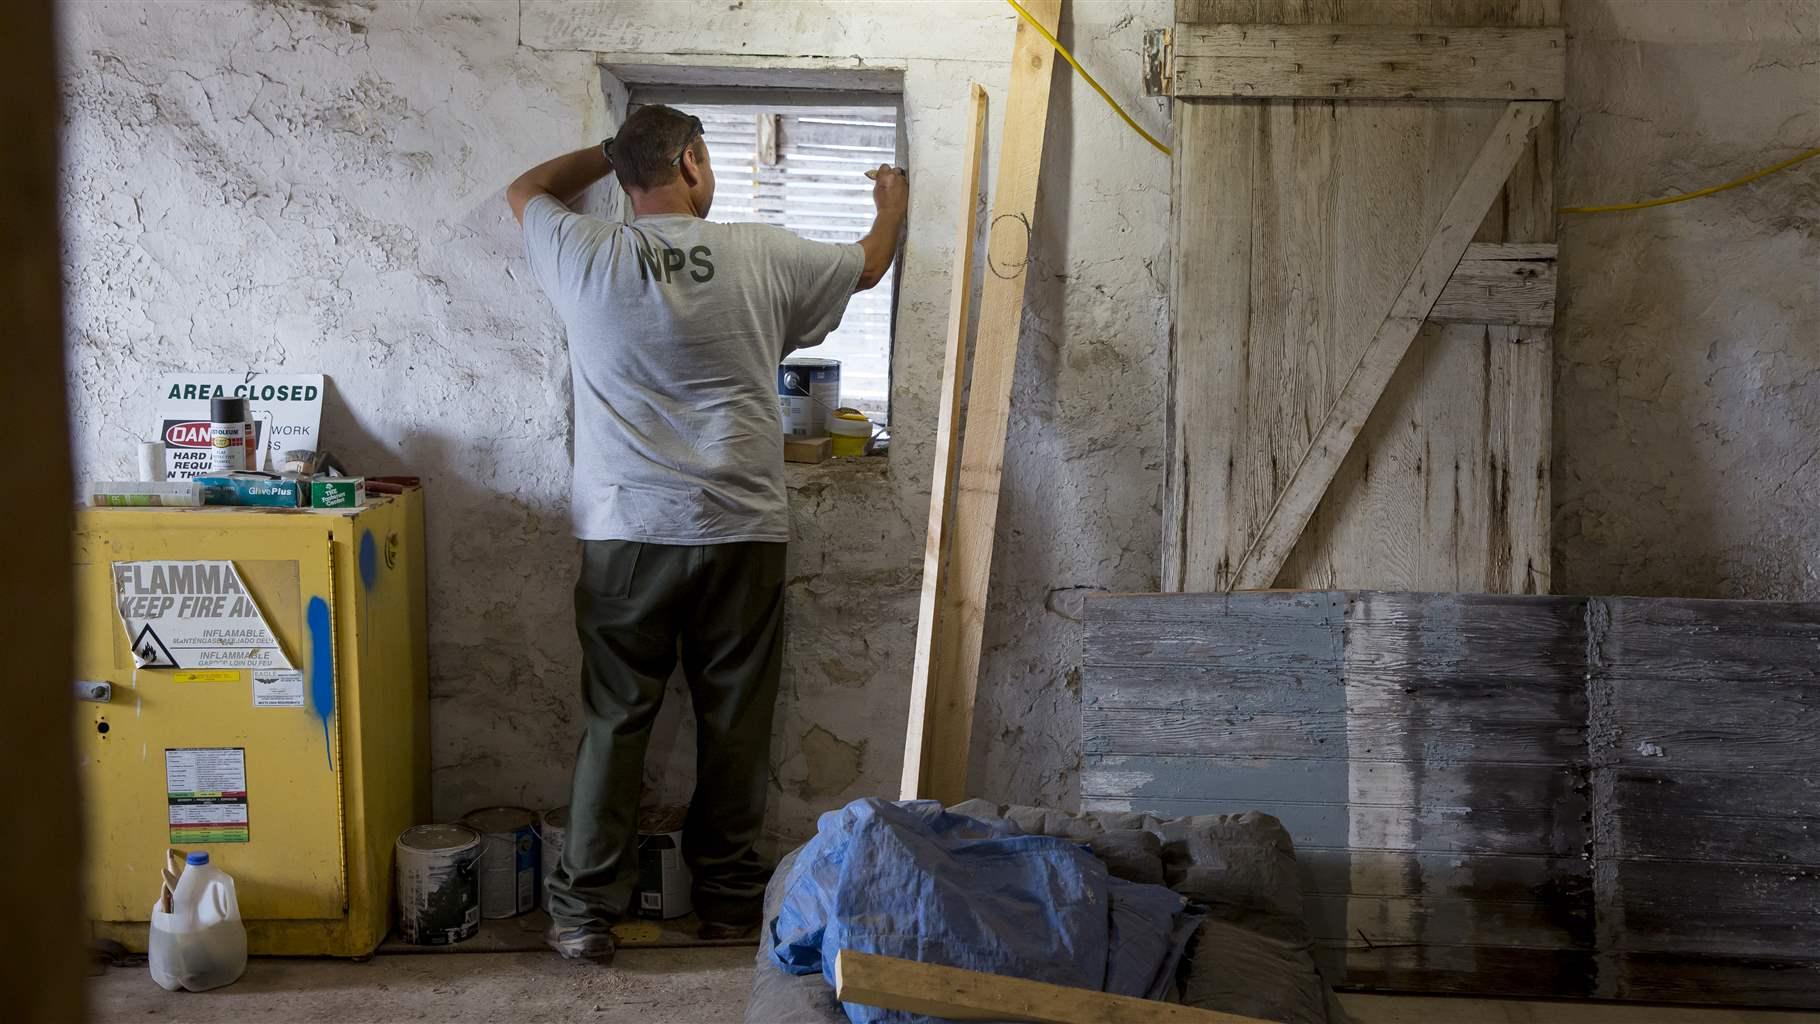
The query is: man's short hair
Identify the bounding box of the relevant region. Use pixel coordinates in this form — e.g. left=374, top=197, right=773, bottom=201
left=608, top=105, right=704, bottom=191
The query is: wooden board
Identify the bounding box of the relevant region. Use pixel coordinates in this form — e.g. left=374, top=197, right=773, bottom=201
left=1172, top=24, right=1565, bottom=100
left=1164, top=0, right=1558, bottom=597
left=901, top=82, right=988, bottom=800
left=784, top=435, right=831, bottom=463
left=1430, top=243, right=1558, bottom=327
left=911, top=0, right=1061, bottom=804
left=1083, top=589, right=1820, bottom=1007
left=833, top=949, right=1272, bottom=1024
left=1225, top=100, right=1548, bottom=590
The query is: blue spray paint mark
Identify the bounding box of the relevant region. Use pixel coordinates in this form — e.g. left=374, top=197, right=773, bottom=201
left=358, top=530, right=378, bottom=591
left=307, top=595, right=335, bottom=767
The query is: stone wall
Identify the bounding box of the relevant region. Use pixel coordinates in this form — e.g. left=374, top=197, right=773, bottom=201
left=1555, top=0, right=1820, bottom=600
left=58, top=0, right=1171, bottom=844
left=58, top=0, right=1819, bottom=846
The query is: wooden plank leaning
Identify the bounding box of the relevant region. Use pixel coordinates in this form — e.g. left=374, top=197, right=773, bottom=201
left=901, top=82, right=988, bottom=800
left=907, top=0, right=1063, bottom=803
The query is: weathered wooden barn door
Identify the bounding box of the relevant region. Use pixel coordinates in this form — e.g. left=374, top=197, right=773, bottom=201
left=1162, top=0, right=1561, bottom=595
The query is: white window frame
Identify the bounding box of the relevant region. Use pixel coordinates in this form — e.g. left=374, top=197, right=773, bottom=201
left=622, top=84, right=906, bottom=426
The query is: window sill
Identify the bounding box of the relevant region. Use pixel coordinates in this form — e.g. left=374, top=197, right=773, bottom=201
left=785, top=453, right=891, bottom=488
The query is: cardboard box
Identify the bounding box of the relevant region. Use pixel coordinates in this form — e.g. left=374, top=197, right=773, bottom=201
left=635, top=828, right=692, bottom=920
left=194, top=473, right=305, bottom=508
left=310, top=477, right=366, bottom=510
left=784, top=436, right=831, bottom=464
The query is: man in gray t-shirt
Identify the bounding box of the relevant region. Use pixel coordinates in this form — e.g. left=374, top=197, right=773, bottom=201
left=508, top=104, right=906, bottom=963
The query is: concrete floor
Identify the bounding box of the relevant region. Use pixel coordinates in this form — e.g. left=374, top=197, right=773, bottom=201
left=89, top=948, right=757, bottom=1023
left=89, top=950, right=1820, bottom=1024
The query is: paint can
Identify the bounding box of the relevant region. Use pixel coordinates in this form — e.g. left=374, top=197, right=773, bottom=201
left=395, top=823, right=482, bottom=946
left=460, top=806, right=539, bottom=919
left=778, top=358, right=840, bottom=439
left=537, top=805, right=568, bottom=913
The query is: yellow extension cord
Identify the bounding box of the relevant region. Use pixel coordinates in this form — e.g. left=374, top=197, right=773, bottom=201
left=1558, top=146, right=1820, bottom=214
left=1001, top=0, right=1817, bottom=215
left=1003, top=0, right=1172, bottom=156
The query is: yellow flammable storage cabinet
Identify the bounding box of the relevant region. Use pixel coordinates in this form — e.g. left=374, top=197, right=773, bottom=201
left=73, top=487, right=428, bottom=956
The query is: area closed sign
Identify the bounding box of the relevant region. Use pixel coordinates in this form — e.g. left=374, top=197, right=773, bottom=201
left=156, top=373, right=325, bottom=477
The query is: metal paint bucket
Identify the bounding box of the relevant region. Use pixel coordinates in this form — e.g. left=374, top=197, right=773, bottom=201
left=778, top=358, right=840, bottom=438
left=395, top=823, right=482, bottom=946
left=460, top=806, right=539, bottom=919
left=538, top=806, right=568, bottom=913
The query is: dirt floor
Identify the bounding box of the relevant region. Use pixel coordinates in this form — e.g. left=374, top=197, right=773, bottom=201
left=88, top=947, right=757, bottom=1023
left=88, top=950, right=1820, bottom=1024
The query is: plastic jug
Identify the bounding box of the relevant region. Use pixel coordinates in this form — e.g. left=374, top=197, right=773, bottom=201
left=148, top=851, right=247, bottom=992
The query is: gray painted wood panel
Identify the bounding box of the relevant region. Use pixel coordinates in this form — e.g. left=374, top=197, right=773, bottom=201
left=1083, top=589, right=1820, bottom=1007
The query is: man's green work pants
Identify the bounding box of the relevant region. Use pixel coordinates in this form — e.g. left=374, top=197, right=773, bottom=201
left=546, top=539, right=786, bottom=929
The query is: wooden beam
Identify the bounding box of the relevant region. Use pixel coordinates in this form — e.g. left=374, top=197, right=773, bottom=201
left=1226, top=101, right=1548, bottom=591
left=901, top=81, right=987, bottom=800
left=913, top=0, right=1063, bottom=804
left=1172, top=24, right=1565, bottom=100
left=833, top=950, right=1272, bottom=1024
left=1430, top=242, right=1557, bottom=327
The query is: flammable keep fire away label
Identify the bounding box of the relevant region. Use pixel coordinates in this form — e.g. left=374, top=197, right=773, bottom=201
left=166, top=747, right=249, bottom=844
left=114, top=560, right=296, bottom=671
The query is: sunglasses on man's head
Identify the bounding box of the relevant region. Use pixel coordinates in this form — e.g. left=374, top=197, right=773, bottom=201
left=671, top=116, right=704, bottom=167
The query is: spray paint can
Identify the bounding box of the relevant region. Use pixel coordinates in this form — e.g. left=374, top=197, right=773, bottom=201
left=395, top=824, right=482, bottom=946
left=208, top=397, right=255, bottom=472
left=461, top=806, right=539, bottom=919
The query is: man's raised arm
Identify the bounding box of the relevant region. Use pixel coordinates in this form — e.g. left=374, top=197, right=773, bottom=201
left=855, top=165, right=907, bottom=292
left=507, top=143, right=615, bottom=225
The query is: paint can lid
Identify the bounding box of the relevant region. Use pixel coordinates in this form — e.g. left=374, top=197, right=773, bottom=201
left=397, top=823, right=482, bottom=853
left=185, top=851, right=210, bottom=866
left=211, top=396, right=248, bottom=422
left=461, top=806, right=537, bottom=834
left=828, top=410, right=871, bottom=438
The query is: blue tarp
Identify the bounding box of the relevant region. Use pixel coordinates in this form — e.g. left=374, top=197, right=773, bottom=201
left=769, top=798, right=1201, bottom=1023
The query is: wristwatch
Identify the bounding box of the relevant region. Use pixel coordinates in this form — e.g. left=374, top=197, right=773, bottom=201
left=601, top=137, right=614, bottom=162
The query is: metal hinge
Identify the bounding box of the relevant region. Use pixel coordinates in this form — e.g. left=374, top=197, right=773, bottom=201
left=1143, top=28, right=1173, bottom=97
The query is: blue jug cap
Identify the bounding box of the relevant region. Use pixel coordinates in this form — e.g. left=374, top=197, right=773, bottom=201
left=185, top=851, right=210, bottom=866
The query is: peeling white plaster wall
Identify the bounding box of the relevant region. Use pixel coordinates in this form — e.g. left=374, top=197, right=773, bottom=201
left=1556, top=0, right=1820, bottom=599
left=58, top=0, right=1819, bottom=848
left=58, top=0, right=1171, bottom=845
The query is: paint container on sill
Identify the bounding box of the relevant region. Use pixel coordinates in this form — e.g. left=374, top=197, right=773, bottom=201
left=778, top=357, right=840, bottom=439
left=460, top=806, right=539, bottom=918
left=827, top=409, right=872, bottom=457
left=395, top=824, right=482, bottom=946
left=537, top=805, right=568, bottom=914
